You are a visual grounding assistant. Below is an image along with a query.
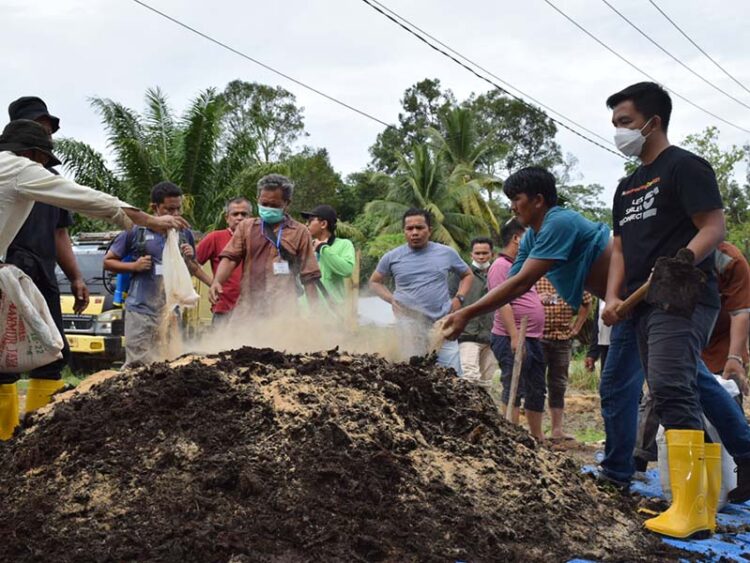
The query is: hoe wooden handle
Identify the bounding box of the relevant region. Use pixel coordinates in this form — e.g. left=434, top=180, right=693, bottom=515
left=506, top=316, right=528, bottom=422
left=615, top=281, right=650, bottom=318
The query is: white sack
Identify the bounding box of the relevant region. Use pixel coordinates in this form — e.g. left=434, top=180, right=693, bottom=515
left=0, top=265, right=64, bottom=373
left=162, top=230, right=199, bottom=309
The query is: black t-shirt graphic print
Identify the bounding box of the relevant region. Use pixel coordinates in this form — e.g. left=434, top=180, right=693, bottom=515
left=612, top=146, right=723, bottom=307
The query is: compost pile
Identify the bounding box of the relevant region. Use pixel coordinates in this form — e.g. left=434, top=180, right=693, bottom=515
left=0, top=347, right=679, bottom=562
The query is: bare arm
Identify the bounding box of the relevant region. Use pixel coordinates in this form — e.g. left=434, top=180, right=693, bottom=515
left=724, top=311, right=750, bottom=395
left=209, top=258, right=239, bottom=304
left=103, top=250, right=152, bottom=274
left=462, top=258, right=552, bottom=319
left=451, top=269, right=474, bottom=312
left=369, top=270, right=394, bottom=304
left=687, top=209, right=726, bottom=264
left=571, top=301, right=592, bottom=336
left=56, top=228, right=89, bottom=314
left=602, top=236, right=626, bottom=326
left=441, top=258, right=554, bottom=340
left=499, top=304, right=520, bottom=351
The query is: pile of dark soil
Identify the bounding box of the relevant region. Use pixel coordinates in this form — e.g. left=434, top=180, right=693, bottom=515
left=0, top=347, right=682, bottom=562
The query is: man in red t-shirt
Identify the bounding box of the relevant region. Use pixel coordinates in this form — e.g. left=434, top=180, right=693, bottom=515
left=196, top=197, right=251, bottom=322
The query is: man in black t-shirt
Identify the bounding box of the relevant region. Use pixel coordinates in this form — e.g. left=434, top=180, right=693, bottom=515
left=603, top=82, right=725, bottom=539
left=0, top=97, right=89, bottom=419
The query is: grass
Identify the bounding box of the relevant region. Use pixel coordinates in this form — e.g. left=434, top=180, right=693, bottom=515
left=568, top=354, right=601, bottom=393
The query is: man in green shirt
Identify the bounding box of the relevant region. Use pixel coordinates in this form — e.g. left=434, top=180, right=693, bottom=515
left=302, top=205, right=355, bottom=304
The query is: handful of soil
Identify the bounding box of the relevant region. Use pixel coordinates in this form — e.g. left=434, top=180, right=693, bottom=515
left=0, top=347, right=681, bottom=562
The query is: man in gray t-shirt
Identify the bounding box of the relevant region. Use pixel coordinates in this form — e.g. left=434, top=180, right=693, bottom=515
left=370, top=209, right=473, bottom=373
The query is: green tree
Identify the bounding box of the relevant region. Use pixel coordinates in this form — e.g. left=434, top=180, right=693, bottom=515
left=370, top=78, right=456, bottom=173
left=365, top=144, right=487, bottom=250
left=426, top=107, right=500, bottom=235
left=466, top=90, right=563, bottom=187
left=56, top=87, right=257, bottom=231
left=682, top=126, right=748, bottom=227
left=221, top=80, right=306, bottom=163
left=336, top=171, right=392, bottom=222
left=284, top=148, right=344, bottom=215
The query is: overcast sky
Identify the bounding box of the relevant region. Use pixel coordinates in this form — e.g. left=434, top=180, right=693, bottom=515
left=3, top=0, right=749, bottom=204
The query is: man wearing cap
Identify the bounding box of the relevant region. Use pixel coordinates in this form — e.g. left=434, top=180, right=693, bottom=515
left=1, top=97, right=88, bottom=415
left=302, top=204, right=355, bottom=305
left=0, top=119, right=188, bottom=440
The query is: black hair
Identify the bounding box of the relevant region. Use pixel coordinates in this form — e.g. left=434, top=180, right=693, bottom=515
left=402, top=208, right=432, bottom=228
left=503, top=166, right=558, bottom=208
left=151, top=181, right=183, bottom=204
left=470, top=237, right=494, bottom=250
left=500, top=217, right=525, bottom=247
left=606, top=81, right=672, bottom=131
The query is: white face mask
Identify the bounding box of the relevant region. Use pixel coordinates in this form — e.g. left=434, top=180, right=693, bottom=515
left=614, top=117, right=654, bottom=158
left=472, top=260, right=490, bottom=270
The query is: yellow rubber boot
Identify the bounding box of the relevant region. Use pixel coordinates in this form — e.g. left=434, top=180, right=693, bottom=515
left=24, top=378, right=64, bottom=414
left=0, top=383, right=20, bottom=440
left=704, top=443, right=722, bottom=533
left=645, top=429, right=709, bottom=538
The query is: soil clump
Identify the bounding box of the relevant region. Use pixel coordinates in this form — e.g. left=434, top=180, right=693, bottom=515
left=0, top=347, right=684, bottom=562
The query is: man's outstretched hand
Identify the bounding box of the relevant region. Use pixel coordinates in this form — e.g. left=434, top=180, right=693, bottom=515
left=441, top=310, right=468, bottom=340
left=147, top=215, right=190, bottom=233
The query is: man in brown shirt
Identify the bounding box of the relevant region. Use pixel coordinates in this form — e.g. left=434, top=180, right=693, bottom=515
left=702, top=242, right=750, bottom=394
left=209, top=174, right=320, bottom=315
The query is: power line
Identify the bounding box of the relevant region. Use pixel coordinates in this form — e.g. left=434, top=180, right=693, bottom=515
left=542, top=0, right=750, bottom=135
left=600, top=0, right=750, bottom=112
left=360, top=0, right=625, bottom=159
left=368, top=0, right=615, bottom=148
left=129, top=0, right=391, bottom=128
left=648, top=0, right=750, bottom=97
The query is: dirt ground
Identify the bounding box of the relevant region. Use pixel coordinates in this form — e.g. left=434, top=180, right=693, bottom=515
left=0, top=348, right=691, bottom=562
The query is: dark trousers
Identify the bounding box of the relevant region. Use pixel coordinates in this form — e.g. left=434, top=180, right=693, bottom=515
left=541, top=338, right=572, bottom=409
left=0, top=282, right=69, bottom=384
left=635, top=303, right=717, bottom=431
left=490, top=334, right=546, bottom=412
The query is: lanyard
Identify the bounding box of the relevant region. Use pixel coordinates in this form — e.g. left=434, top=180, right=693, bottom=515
left=261, top=220, right=284, bottom=252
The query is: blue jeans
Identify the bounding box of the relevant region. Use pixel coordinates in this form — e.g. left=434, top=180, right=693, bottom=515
left=599, top=318, right=643, bottom=483
left=600, top=317, right=750, bottom=483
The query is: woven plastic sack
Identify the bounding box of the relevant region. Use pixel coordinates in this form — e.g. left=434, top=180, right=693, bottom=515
left=162, top=230, right=199, bottom=309
left=0, top=265, right=64, bottom=372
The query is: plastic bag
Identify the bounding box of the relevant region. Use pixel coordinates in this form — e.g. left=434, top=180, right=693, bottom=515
left=0, top=265, right=64, bottom=372
left=657, top=375, right=738, bottom=511
left=162, top=230, right=199, bottom=309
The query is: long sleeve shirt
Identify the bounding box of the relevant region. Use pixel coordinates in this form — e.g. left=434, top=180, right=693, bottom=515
left=317, top=237, right=355, bottom=303
left=0, top=151, right=133, bottom=259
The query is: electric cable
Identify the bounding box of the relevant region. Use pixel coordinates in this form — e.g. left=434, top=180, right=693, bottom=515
left=361, top=0, right=626, bottom=158
left=542, top=0, right=750, bottom=135
left=367, top=0, right=615, bottom=148
left=648, top=0, right=750, bottom=97
left=600, top=0, right=750, bottom=112
left=130, top=0, right=392, bottom=128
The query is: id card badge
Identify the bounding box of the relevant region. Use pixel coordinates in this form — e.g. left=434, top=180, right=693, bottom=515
left=273, top=260, right=290, bottom=275
left=154, top=264, right=163, bottom=276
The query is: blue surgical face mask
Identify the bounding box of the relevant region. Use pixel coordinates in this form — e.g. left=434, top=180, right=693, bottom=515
left=258, top=205, right=285, bottom=224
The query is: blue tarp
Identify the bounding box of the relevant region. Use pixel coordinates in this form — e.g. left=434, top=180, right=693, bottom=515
left=581, top=466, right=750, bottom=562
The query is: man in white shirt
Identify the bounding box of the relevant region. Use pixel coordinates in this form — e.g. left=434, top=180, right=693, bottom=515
left=0, top=119, right=187, bottom=440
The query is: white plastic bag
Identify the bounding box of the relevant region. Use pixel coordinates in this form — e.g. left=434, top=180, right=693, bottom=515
left=162, top=230, right=199, bottom=309
left=0, top=265, right=64, bottom=372
left=657, top=375, right=739, bottom=510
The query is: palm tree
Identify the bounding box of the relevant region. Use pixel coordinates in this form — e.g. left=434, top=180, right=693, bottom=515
left=427, top=107, right=500, bottom=234
left=365, top=144, right=487, bottom=250
left=56, top=87, right=258, bottom=231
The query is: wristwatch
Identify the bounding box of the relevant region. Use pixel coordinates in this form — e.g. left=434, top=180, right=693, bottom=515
left=455, top=294, right=466, bottom=305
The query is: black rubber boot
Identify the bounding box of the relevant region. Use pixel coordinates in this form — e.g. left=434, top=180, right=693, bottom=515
left=728, top=458, right=750, bottom=504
